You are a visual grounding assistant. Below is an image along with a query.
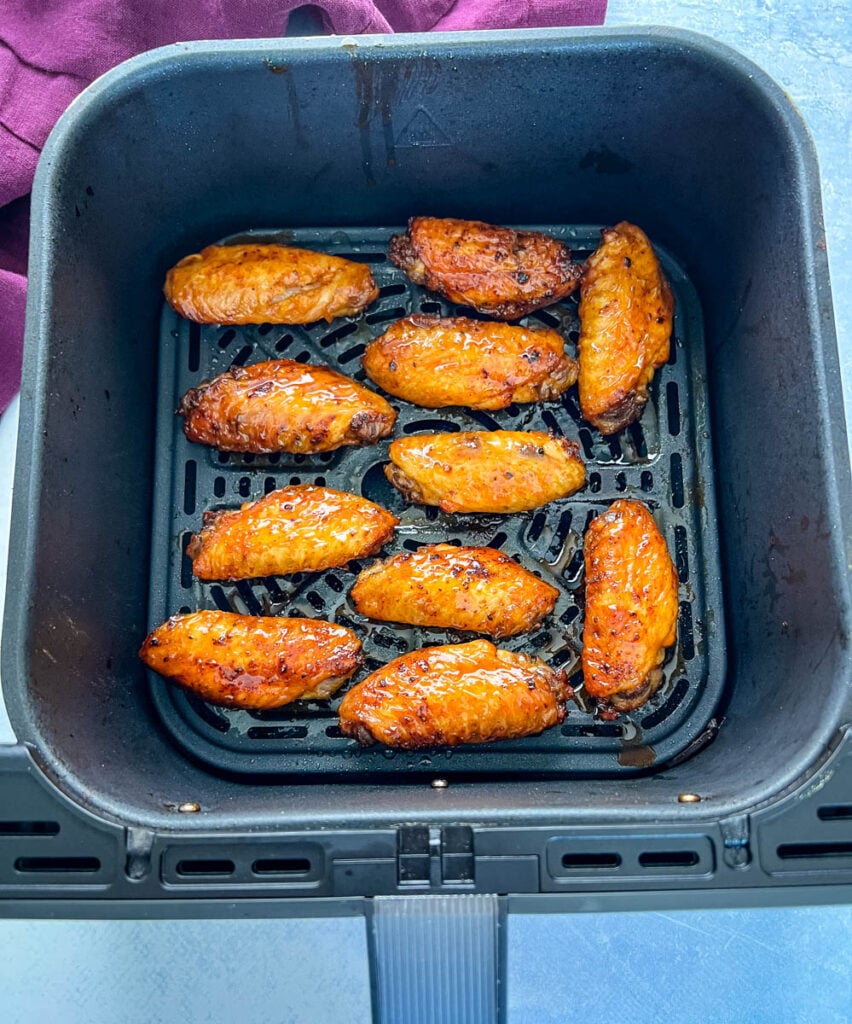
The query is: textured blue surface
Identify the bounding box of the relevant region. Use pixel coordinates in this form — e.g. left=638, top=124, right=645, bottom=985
left=507, top=906, right=852, bottom=1024
left=0, top=916, right=373, bottom=1024
left=0, top=2, right=850, bottom=1022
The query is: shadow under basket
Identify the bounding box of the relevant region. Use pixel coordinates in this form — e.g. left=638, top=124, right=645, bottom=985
left=2, top=29, right=850, bottom=910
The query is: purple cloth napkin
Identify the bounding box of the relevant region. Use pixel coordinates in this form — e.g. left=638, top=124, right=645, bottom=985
left=0, top=0, right=606, bottom=413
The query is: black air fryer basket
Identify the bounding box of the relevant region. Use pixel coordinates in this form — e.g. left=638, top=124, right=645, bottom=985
left=2, top=29, right=851, bottom=915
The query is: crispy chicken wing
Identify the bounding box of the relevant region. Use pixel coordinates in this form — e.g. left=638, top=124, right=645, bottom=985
left=578, top=222, right=673, bottom=434
left=338, top=639, right=569, bottom=747
left=385, top=431, right=585, bottom=514
left=164, top=244, right=379, bottom=324
left=362, top=315, right=577, bottom=410
left=140, top=611, right=362, bottom=709
left=389, top=217, right=581, bottom=319
left=179, top=360, right=396, bottom=454
left=351, top=543, right=559, bottom=638
left=188, top=484, right=398, bottom=581
left=582, top=499, right=678, bottom=712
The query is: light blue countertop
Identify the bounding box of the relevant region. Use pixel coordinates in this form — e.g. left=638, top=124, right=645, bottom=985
left=1, top=2, right=850, bottom=1021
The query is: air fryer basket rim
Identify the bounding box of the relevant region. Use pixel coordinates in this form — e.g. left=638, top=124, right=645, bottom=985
left=3, top=27, right=850, bottom=842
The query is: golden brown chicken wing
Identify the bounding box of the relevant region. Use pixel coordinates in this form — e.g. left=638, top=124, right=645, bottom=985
left=578, top=222, right=673, bottom=434
left=179, top=360, right=396, bottom=454
left=188, top=484, right=398, bottom=581
left=140, top=611, right=362, bottom=709
left=385, top=431, right=585, bottom=514
left=338, top=639, right=569, bottom=747
left=389, top=217, right=581, bottom=319
left=351, top=543, right=559, bottom=638
left=582, top=499, right=678, bottom=712
left=362, top=315, right=577, bottom=410
left=164, top=244, right=379, bottom=324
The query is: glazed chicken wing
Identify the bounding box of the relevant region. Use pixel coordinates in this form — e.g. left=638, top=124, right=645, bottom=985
left=164, top=243, right=379, bottom=324
left=362, top=316, right=577, bottom=410
left=140, top=611, right=362, bottom=709
left=338, top=639, right=569, bottom=747
left=385, top=431, right=585, bottom=514
left=389, top=217, right=581, bottom=319
left=179, top=360, right=396, bottom=454
left=188, top=484, right=398, bottom=581
left=578, top=222, right=673, bottom=434
left=582, top=499, right=678, bottom=712
left=351, top=543, right=559, bottom=638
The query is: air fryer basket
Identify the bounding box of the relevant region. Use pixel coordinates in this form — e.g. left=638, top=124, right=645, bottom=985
left=150, top=226, right=723, bottom=776
left=2, top=29, right=850, bottom=907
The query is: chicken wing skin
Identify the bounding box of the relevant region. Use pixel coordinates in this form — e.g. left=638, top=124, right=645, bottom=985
left=351, top=543, right=559, bottom=638
left=338, top=639, right=569, bottom=747
left=582, top=499, right=678, bottom=712
left=578, top=222, right=673, bottom=434
left=179, top=360, right=396, bottom=454
left=164, top=244, right=379, bottom=324
left=140, top=611, right=362, bottom=709
left=389, top=218, right=581, bottom=319
left=188, top=484, right=398, bottom=581
left=362, top=315, right=577, bottom=410
left=385, top=431, right=585, bottom=514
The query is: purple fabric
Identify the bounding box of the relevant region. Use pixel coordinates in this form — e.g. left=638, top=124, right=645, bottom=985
left=0, top=1, right=606, bottom=412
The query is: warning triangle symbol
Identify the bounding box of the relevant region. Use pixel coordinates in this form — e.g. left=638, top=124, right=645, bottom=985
left=394, top=108, right=450, bottom=148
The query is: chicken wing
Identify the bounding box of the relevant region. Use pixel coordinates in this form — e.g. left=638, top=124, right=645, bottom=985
left=582, top=499, right=678, bottom=712
left=351, top=543, right=559, bottom=638
left=188, top=484, right=398, bottom=581
left=164, top=244, right=379, bottom=324
left=362, top=315, right=577, bottom=410
left=389, top=217, right=581, bottom=319
left=140, top=611, right=362, bottom=709
left=578, top=222, right=673, bottom=434
left=385, top=431, right=585, bottom=514
left=179, top=360, right=396, bottom=454
left=338, top=639, right=569, bottom=747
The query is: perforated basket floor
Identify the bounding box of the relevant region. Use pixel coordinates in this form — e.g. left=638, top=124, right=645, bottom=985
left=147, top=225, right=725, bottom=777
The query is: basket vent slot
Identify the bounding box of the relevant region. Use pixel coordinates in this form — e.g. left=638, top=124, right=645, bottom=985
left=561, top=852, right=621, bottom=869
left=670, top=452, right=685, bottom=507
left=247, top=726, right=309, bottom=740
left=252, top=857, right=311, bottom=875
left=176, top=858, right=235, bottom=876
left=335, top=251, right=386, bottom=264
left=365, top=307, right=405, bottom=326
left=818, top=805, right=852, bottom=821
left=230, top=344, right=253, bottom=367
left=188, top=323, right=201, bottom=371
left=666, top=381, right=681, bottom=436
left=638, top=850, right=698, bottom=868
left=776, top=842, right=852, bottom=860
left=0, top=821, right=60, bottom=836
left=15, top=856, right=99, bottom=873
left=183, top=460, right=197, bottom=515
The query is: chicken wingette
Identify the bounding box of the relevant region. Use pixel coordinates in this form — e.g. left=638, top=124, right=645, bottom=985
left=140, top=611, right=362, bottom=709
left=582, top=499, right=678, bottom=712
left=164, top=243, right=379, bottom=324
left=179, top=360, right=396, bottom=454
left=338, top=639, right=569, bottom=747
left=385, top=431, right=585, bottom=514
left=351, top=543, right=559, bottom=638
left=389, top=217, right=581, bottom=319
left=189, top=484, right=398, bottom=581
left=578, top=222, right=673, bottom=434
left=362, top=315, right=577, bottom=410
